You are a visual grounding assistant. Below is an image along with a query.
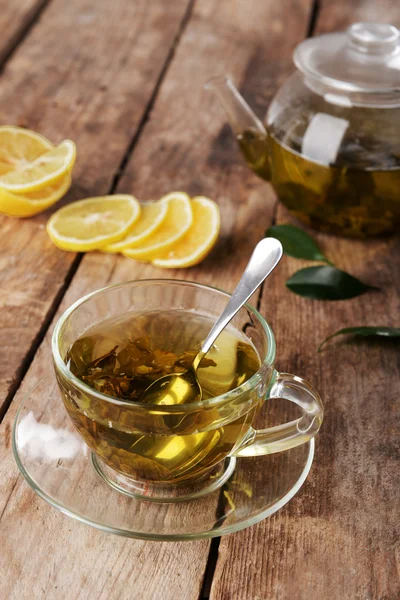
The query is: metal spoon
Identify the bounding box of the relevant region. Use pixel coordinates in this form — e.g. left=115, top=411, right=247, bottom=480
left=141, top=238, right=283, bottom=405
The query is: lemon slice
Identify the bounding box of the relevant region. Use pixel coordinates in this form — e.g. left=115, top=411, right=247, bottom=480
left=0, top=126, right=54, bottom=178
left=0, top=174, right=71, bottom=217
left=197, top=329, right=238, bottom=395
left=103, top=200, right=168, bottom=253
left=47, top=194, right=141, bottom=252
left=0, top=139, right=76, bottom=193
left=123, top=192, right=193, bottom=261
left=152, top=196, right=220, bottom=268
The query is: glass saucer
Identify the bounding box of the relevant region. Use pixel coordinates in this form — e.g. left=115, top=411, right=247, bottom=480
left=13, top=373, right=314, bottom=541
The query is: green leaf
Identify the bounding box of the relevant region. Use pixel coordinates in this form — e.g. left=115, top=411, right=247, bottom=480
left=266, top=224, right=332, bottom=264
left=286, top=266, right=377, bottom=300
left=319, top=326, right=400, bottom=351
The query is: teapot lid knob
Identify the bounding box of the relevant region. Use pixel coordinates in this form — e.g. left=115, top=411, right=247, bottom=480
left=348, top=22, right=399, bottom=55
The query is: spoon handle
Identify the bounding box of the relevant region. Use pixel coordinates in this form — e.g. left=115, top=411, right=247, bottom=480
left=193, top=238, right=283, bottom=370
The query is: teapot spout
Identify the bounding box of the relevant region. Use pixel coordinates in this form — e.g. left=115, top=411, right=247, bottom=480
left=206, top=76, right=265, bottom=136
left=206, top=76, right=271, bottom=181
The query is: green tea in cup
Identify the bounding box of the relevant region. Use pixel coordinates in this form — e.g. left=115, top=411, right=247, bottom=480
left=63, top=309, right=261, bottom=483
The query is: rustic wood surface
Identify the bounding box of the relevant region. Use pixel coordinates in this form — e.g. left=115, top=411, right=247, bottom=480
left=0, top=0, right=192, bottom=416
left=0, top=0, right=399, bottom=599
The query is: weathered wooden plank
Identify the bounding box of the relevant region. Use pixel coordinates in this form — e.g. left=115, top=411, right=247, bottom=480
left=0, top=0, right=192, bottom=414
left=0, top=0, right=49, bottom=64
left=211, top=1, right=400, bottom=599
left=0, top=0, right=313, bottom=598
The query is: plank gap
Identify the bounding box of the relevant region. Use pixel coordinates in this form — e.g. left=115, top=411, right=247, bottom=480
left=198, top=537, right=221, bottom=600
left=0, top=0, right=52, bottom=71
left=201, top=293, right=267, bottom=598
left=109, top=0, right=197, bottom=195
left=0, top=252, right=81, bottom=423
left=256, top=283, right=264, bottom=313
left=306, top=0, right=321, bottom=37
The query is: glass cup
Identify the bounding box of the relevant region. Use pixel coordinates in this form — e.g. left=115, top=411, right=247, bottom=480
left=52, top=280, right=323, bottom=502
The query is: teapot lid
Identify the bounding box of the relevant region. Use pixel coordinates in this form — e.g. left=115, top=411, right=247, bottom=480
left=294, top=22, right=400, bottom=95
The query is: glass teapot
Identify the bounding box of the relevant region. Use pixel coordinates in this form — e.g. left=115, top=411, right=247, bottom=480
left=208, top=22, right=400, bottom=237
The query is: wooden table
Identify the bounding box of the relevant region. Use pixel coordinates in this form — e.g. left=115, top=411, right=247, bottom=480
left=0, top=1, right=399, bottom=598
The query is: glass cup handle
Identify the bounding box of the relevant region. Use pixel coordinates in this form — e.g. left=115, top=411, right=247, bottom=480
left=234, top=371, right=324, bottom=457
